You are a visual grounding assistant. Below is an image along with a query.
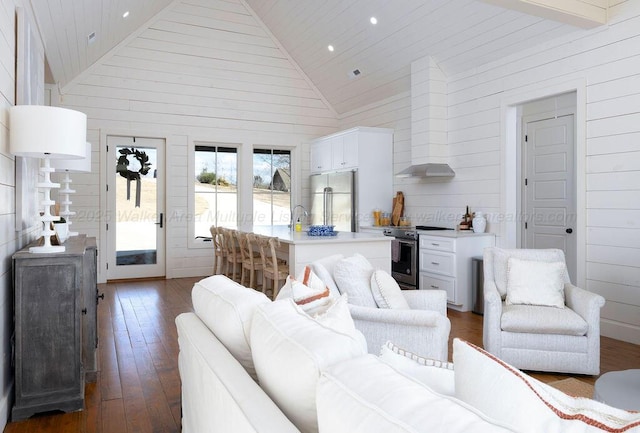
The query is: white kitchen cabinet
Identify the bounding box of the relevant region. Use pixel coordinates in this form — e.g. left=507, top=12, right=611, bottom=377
left=331, top=130, right=358, bottom=170
left=310, top=127, right=382, bottom=174
left=310, top=140, right=332, bottom=173
left=418, top=232, right=494, bottom=312
left=309, top=127, right=393, bottom=229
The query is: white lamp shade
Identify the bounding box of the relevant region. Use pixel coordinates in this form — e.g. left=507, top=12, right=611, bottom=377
left=9, top=105, right=87, bottom=159
left=51, top=142, right=92, bottom=172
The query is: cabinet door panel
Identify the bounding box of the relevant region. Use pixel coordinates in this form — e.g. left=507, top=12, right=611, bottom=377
left=420, top=251, right=455, bottom=276
left=19, top=263, right=80, bottom=395
left=420, top=273, right=456, bottom=304
left=311, top=140, right=332, bottom=174
left=340, top=131, right=358, bottom=169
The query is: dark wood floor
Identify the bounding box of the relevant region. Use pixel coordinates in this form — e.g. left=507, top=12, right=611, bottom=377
left=4, top=277, right=640, bottom=432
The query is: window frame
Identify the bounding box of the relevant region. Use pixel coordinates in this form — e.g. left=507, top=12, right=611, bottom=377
left=188, top=139, right=240, bottom=249
left=252, top=147, right=293, bottom=228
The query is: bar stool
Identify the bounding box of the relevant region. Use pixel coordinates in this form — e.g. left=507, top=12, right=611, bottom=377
left=237, top=231, right=263, bottom=290
left=210, top=225, right=226, bottom=275
left=222, top=228, right=243, bottom=282
left=257, top=235, right=289, bottom=299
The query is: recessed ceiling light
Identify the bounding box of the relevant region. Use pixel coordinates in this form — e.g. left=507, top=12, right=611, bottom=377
left=122, top=11, right=130, bottom=18
left=370, top=17, right=378, bottom=25
left=327, top=45, right=334, bottom=52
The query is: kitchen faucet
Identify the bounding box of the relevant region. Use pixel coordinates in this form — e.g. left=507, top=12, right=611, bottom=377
left=290, top=205, right=308, bottom=229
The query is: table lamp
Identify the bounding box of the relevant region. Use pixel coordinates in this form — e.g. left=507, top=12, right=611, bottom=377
left=51, top=141, right=92, bottom=237
left=9, top=105, right=87, bottom=253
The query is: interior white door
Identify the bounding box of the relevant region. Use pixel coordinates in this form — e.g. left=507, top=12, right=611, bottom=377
left=106, top=135, right=165, bottom=280
left=523, top=114, right=576, bottom=282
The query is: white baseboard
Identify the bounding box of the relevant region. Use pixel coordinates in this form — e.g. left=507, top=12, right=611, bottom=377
left=601, top=319, right=640, bottom=345
left=0, top=381, right=13, bottom=430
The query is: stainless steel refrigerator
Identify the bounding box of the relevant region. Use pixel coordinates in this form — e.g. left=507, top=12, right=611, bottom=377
left=309, top=171, right=356, bottom=232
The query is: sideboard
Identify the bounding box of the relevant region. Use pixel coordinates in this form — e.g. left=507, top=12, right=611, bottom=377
left=11, top=235, right=99, bottom=420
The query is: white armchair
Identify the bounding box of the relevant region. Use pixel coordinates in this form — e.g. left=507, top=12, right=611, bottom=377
left=310, top=255, right=450, bottom=361
left=483, top=247, right=605, bottom=375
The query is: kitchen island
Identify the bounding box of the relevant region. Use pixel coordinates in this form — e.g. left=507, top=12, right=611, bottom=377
left=242, top=225, right=391, bottom=276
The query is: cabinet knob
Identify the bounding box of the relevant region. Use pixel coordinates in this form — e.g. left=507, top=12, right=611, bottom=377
left=431, top=262, right=440, bottom=265
left=430, top=285, right=439, bottom=289
left=82, top=308, right=87, bottom=315
left=431, top=243, right=440, bottom=246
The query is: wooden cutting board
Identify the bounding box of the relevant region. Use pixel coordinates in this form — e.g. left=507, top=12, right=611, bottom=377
left=392, top=191, right=404, bottom=226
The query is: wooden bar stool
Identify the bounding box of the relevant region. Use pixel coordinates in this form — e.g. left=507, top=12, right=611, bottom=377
left=222, top=228, right=243, bottom=282
left=257, top=235, right=289, bottom=299
left=210, top=225, right=226, bottom=275
left=237, top=232, right=263, bottom=290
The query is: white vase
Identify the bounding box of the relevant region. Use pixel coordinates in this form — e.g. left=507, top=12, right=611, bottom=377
left=472, top=212, right=486, bottom=233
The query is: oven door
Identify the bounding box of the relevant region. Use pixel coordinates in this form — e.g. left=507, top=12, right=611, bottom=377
left=390, top=238, right=417, bottom=288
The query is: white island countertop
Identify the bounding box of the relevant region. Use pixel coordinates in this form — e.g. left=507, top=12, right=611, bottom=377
left=238, top=225, right=391, bottom=275
left=244, top=225, right=392, bottom=245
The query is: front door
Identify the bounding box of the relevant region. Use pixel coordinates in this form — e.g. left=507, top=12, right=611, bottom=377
left=106, top=135, right=165, bottom=280
left=522, top=114, right=576, bottom=282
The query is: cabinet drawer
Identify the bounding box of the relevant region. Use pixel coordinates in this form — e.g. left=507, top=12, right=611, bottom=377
left=420, top=250, right=455, bottom=276
left=420, top=273, right=456, bottom=304
left=419, top=235, right=455, bottom=253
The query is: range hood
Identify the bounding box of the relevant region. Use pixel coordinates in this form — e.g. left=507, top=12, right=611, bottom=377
left=396, top=163, right=455, bottom=178
left=397, top=56, right=455, bottom=178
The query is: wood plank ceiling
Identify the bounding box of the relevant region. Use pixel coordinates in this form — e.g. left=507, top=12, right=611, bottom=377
left=31, top=0, right=594, bottom=114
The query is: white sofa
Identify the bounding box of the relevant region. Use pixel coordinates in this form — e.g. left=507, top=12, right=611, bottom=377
left=177, top=275, right=640, bottom=433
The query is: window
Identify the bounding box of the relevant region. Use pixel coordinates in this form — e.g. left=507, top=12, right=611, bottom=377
left=253, top=148, right=291, bottom=226
left=193, top=145, right=237, bottom=238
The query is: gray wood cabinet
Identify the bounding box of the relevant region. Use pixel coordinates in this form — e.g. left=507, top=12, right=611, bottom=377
left=12, top=235, right=98, bottom=420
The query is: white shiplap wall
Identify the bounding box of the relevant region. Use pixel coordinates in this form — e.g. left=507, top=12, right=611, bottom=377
left=341, top=0, right=640, bottom=344
left=0, top=0, right=44, bottom=427
left=57, top=0, right=338, bottom=281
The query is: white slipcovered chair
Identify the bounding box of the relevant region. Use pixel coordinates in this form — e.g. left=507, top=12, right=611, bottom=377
left=310, top=254, right=451, bottom=361
left=483, top=247, right=605, bottom=375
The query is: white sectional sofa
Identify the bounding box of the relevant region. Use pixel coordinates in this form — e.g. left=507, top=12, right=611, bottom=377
left=176, top=275, right=640, bottom=433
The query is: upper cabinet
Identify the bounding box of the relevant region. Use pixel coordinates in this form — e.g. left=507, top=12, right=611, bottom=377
left=310, top=127, right=389, bottom=175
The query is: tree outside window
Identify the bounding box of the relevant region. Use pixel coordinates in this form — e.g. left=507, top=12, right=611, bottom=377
left=194, top=145, right=237, bottom=238
left=253, top=149, right=291, bottom=226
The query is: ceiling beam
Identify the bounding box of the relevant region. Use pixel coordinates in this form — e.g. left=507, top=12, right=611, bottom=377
left=480, top=0, right=608, bottom=28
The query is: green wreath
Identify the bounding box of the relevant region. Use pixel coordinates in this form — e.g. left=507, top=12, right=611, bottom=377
left=116, top=148, right=151, bottom=180
left=116, top=148, right=152, bottom=207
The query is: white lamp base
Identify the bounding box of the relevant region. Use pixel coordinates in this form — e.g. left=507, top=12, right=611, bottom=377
left=32, top=156, right=65, bottom=253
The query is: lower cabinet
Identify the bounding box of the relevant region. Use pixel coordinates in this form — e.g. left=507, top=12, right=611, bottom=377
left=12, top=235, right=99, bottom=420
left=419, top=233, right=494, bottom=312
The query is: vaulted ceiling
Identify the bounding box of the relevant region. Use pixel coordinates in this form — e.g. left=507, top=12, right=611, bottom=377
left=31, top=0, right=606, bottom=114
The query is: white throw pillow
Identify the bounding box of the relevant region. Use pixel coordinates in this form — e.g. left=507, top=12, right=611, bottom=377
left=250, top=295, right=367, bottom=433
left=370, top=270, right=410, bottom=309
left=276, top=266, right=332, bottom=316
left=453, top=338, right=640, bottom=433
left=333, top=254, right=377, bottom=307
left=317, top=355, right=516, bottom=433
left=379, top=341, right=455, bottom=396
left=191, top=275, right=270, bottom=379
left=505, top=258, right=566, bottom=308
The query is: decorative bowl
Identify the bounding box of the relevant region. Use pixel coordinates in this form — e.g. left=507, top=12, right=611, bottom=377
left=307, top=225, right=337, bottom=236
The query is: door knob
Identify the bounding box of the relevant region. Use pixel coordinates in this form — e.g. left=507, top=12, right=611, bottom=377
left=566, top=228, right=573, bottom=234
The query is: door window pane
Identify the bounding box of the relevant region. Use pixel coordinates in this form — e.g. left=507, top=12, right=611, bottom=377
left=253, top=149, right=291, bottom=226
left=115, top=145, right=158, bottom=266
left=194, top=145, right=237, bottom=238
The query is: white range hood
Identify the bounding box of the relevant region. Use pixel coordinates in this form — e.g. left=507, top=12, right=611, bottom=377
left=397, top=56, right=454, bottom=178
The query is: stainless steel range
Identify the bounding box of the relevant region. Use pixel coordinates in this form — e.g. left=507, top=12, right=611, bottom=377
left=383, top=225, right=453, bottom=290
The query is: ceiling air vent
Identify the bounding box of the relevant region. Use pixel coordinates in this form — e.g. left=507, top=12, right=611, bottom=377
left=348, top=69, right=361, bottom=79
